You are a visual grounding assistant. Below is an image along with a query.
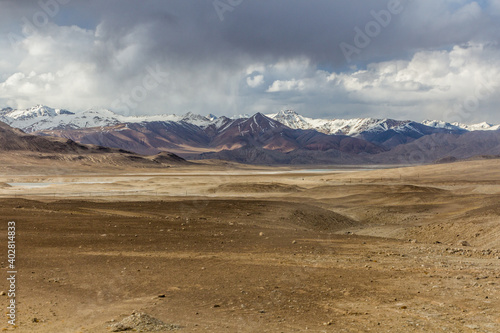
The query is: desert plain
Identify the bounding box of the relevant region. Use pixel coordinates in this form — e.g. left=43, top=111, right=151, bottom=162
left=1, top=157, right=500, bottom=332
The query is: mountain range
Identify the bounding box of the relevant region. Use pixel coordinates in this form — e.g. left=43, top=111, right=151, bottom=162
left=1, top=105, right=500, bottom=164
left=0, top=119, right=189, bottom=169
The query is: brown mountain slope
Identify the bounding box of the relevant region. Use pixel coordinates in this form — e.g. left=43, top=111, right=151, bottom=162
left=371, top=131, right=500, bottom=164
left=0, top=121, right=92, bottom=153
left=35, top=113, right=386, bottom=160
left=0, top=121, right=189, bottom=170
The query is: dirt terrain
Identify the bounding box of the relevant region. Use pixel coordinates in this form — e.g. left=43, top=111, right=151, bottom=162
left=1, top=159, right=500, bottom=332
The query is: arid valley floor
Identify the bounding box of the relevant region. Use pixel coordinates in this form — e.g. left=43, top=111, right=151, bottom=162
left=1, top=158, right=500, bottom=332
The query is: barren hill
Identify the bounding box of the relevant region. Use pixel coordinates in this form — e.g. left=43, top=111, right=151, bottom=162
left=0, top=121, right=189, bottom=172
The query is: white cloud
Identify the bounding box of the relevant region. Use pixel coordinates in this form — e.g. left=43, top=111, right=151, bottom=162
left=346, top=44, right=497, bottom=93
left=246, top=74, right=264, bottom=88
left=245, top=64, right=265, bottom=75
left=332, top=43, right=500, bottom=121
left=0, top=21, right=245, bottom=115
left=267, top=79, right=305, bottom=92
left=246, top=42, right=500, bottom=122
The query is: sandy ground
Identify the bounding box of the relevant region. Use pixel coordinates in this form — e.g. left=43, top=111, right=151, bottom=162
left=1, top=159, right=500, bottom=332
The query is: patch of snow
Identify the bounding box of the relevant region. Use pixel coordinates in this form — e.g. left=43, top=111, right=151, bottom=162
left=422, top=119, right=500, bottom=132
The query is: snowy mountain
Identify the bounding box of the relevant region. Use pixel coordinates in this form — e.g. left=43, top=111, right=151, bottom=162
left=265, top=110, right=469, bottom=148
left=0, top=105, right=215, bottom=132
left=421, top=119, right=500, bottom=132
left=1, top=105, right=500, bottom=164
left=267, top=110, right=497, bottom=137
left=267, top=109, right=412, bottom=136
left=1, top=105, right=498, bottom=136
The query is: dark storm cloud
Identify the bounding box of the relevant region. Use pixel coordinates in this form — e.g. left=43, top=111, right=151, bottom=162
left=76, top=0, right=496, bottom=65
left=3, top=0, right=498, bottom=66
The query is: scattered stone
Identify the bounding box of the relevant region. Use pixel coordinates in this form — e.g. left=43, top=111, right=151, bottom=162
left=0, top=291, right=6, bottom=296
left=157, top=294, right=166, bottom=298
left=32, top=318, right=39, bottom=323
left=292, top=240, right=297, bottom=244
left=458, top=240, right=470, bottom=247
left=109, top=312, right=179, bottom=332
left=259, top=232, right=264, bottom=236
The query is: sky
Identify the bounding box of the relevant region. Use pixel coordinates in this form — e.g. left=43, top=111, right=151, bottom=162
left=1, top=0, right=500, bottom=123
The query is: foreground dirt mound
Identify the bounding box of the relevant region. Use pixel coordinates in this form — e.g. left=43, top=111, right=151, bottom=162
left=209, top=182, right=303, bottom=193
left=12, top=198, right=356, bottom=233
left=126, top=199, right=357, bottom=231
left=285, top=206, right=356, bottom=231
left=305, top=184, right=446, bottom=196
left=464, top=202, right=500, bottom=218
left=390, top=184, right=447, bottom=193
left=404, top=218, right=500, bottom=249
left=109, top=312, right=179, bottom=332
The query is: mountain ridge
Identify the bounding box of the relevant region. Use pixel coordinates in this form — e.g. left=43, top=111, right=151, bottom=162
left=2, top=105, right=499, bottom=135
left=2, top=105, right=500, bottom=165
left=0, top=120, right=190, bottom=168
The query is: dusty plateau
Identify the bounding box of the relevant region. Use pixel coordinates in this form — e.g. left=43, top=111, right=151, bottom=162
left=1, top=158, right=500, bottom=332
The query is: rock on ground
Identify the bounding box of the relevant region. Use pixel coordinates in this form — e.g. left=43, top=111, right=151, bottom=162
left=109, top=311, right=179, bottom=332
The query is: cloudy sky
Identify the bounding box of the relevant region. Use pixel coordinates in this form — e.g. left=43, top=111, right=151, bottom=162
left=1, top=0, right=500, bottom=123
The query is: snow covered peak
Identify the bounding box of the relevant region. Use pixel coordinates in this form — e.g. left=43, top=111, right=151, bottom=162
left=0, top=105, right=128, bottom=132
left=313, top=117, right=411, bottom=136
left=174, top=112, right=225, bottom=128
left=268, top=109, right=314, bottom=131
left=234, top=112, right=282, bottom=134
left=1, top=105, right=499, bottom=136
left=276, top=109, right=299, bottom=117
left=6, top=105, right=74, bottom=120
left=0, top=105, right=79, bottom=132
left=423, top=119, right=500, bottom=132
left=459, top=122, right=500, bottom=131
left=267, top=110, right=410, bottom=136
left=421, top=119, right=459, bottom=130
left=182, top=111, right=197, bottom=118
left=181, top=112, right=212, bottom=126
left=0, top=105, right=220, bottom=132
